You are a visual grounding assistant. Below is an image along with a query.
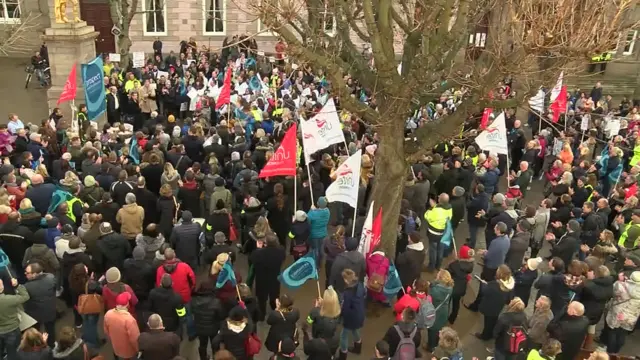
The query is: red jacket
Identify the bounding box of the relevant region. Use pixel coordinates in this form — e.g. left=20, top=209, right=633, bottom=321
left=393, top=288, right=431, bottom=321
left=102, top=284, right=138, bottom=315
left=624, top=182, right=638, bottom=200
left=156, top=260, right=196, bottom=303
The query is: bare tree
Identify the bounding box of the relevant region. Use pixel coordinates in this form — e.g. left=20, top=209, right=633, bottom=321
left=109, top=0, right=140, bottom=66
left=0, top=5, right=41, bottom=56
left=252, top=0, right=637, bottom=254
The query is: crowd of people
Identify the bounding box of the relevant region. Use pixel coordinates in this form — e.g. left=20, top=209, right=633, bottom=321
left=0, top=35, right=638, bottom=360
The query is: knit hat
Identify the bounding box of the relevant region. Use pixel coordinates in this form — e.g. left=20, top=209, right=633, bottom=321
left=247, top=197, right=260, bottom=208
left=527, top=257, right=543, bottom=271
left=214, top=177, right=225, bottom=187
left=317, top=196, right=327, bottom=208
left=214, top=231, right=226, bottom=244
left=168, top=114, right=176, bottom=123
left=115, top=292, right=131, bottom=307
left=99, top=222, right=113, bottom=236
left=84, top=175, right=96, bottom=187
left=62, top=224, right=74, bottom=234
left=231, top=151, right=240, bottom=161
left=631, top=271, right=640, bottom=283
left=229, top=306, right=246, bottom=322
left=182, top=210, right=193, bottom=222
left=105, top=267, right=121, bottom=283
left=345, top=237, right=359, bottom=251
left=132, top=246, right=145, bottom=260
left=279, top=338, right=297, bottom=356
left=47, top=217, right=59, bottom=228
left=459, top=244, right=475, bottom=260
left=294, top=210, right=307, bottom=222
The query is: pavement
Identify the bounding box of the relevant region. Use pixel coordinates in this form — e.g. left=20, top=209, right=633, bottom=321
left=2, top=57, right=639, bottom=359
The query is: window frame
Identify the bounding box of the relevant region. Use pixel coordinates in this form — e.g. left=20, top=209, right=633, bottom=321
left=0, top=0, right=21, bottom=25
left=141, top=0, right=167, bottom=36
left=203, top=0, right=226, bottom=36
left=622, top=29, right=638, bottom=55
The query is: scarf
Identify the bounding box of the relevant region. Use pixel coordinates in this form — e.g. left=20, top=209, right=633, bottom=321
left=19, top=207, right=35, bottom=216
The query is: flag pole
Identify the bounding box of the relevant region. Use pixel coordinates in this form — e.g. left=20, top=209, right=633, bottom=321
left=306, top=163, right=315, bottom=207
left=316, top=279, right=322, bottom=299
left=294, top=174, right=297, bottom=213
left=235, top=284, right=242, bottom=302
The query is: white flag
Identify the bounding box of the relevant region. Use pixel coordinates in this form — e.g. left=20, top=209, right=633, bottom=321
left=357, top=201, right=374, bottom=256
left=528, top=88, right=545, bottom=113
left=550, top=71, right=563, bottom=103
left=474, top=112, right=509, bottom=155
left=301, top=117, right=330, bottom=156
left=325, top=150, right=362, bottom=208
left=308, top=98, right=346, bottom=147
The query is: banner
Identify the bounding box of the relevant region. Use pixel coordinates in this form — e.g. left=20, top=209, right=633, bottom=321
left=57, top=63, right=77, bottom=105
left=474, top=112, right=508, bottom=155
left=215, top=68, right=232, bottom=110
left=550, top=71, right=564, bottom=103
left=308, top=98, right=345, bottom=146
left=81, top=56, right=106, bottom=121
left=278, top=252, right=318, bottom=289
left=301, top=117, right=329, bottom=161
left=259, top=123, right=297, bottom=178
left=383, top=264, right=403, bottom=297
left=325, top=150, right=362, bottom=208
left=550, top=85, right=567, bottom=123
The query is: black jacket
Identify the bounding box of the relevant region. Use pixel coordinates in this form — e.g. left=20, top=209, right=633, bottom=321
left=505, top=231, right=530, bottom=271
left=170, top=222, right=202, bottom=265
left=61, top=251, right=93, bottom=284
left=133, top=187, right=158, bottom=226
left=24, top=272, right=57, bottom=323
left=122, top=258, right=155, bottom=302
left=148, top=286, right=184, bottom=332
left=265, top=309, right=300, bottom=353
left=395, top=246, right=426, bottom=289
left=580, top=212, right=603, bottom=248
left=551, top=231, right=579, bottom=266
left=479, top=280, right=514, bottom=317
left=202, top=244, right=236, bottom=269
left=250, top=246, right=286, bottom=290
left=138, top=329, right=181, bottom=360
left=485, top=208, right=516, bottom=244
left=110, top=180, right=135, bottom=207
left=450, top=195, right=466, bottom=228
left=87, top=202, right=120, bottom=232
left=205, top=209, right=231, bottom=245
left=177, top=184, right=202, bottom=218
left=493, top=311, right=528, bottom=352
left=581, top=277, right=614, bottom=324
left=513, top=267, right=538, bottom=306
left=383, top=321, right=422, bottom=358
left=141, top=164, right=164, bottom=195
left=0, top=221, right=33, bottom=266
left=212, top=320, right=253, bottom=360
left=447, top=259, right=474, bottom=297
left=547, top=314, right=589, bottom=360
left=191, top=290, right=225, bottom=336
left=97, top=232, right=131, bottom=272
left=535, top=270, right=570, bottom=316
left=157, top=195, right=177, bottom=238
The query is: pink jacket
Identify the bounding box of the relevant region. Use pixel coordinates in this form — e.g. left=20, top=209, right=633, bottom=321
left=366, top=251, right=390, bottom=302
left=104, top=309, right=140, bottom=359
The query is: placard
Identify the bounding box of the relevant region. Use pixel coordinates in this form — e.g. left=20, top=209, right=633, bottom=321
left=581, top=114, right=590, bottom=131
left=132, top=52, right=145, bottom=68
left=108, top=53, right=121, bottom=62
left=258, top=51, right=265, bottom=56
left=157, top=71, right=169, bottom=79
left=187, top=88, right=198, bottom=99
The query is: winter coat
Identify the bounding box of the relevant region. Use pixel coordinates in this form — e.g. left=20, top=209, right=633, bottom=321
left=79, top=184, right=104, bottom=207
left=265, top=196, right=291, bottom=241
left=210, top=186, right=233, bottom=213
left=177, top=181, right=202, bottom=218
left=111, top=181, right=135, bottom=208
left=493, top=311, right=528, bottom=352
left=479, top=168, right=500, bottom=195
left=396, top=243, right=427, bottom=289
left=23, top=243, right=59, bottom=275
left=205, top=209, right=232, bottom=245
left=212, top=320, right=253, bottom=360
left=170, top=221, right=202, bottom=266
left=393, top=291, right=431, bottom=321
left=480, top=277, right=515, bottom=317
left=265, top=309, right=300, bottom=353
left=156, top=259, right=196, bottom=303
left=25, top=183, right=56, bottom=215
left=582, top=276, right=614, bottom=325
left=447, top=259, right=474, bottom=297
left=513, top=266, right=538, bottom=306
left=306, top=307, right=339, bottom=345
left=138, top=329, right=181, bottom=360
left=103, top=309, right=140, bottom=358
left=550, top=231, right=579, bottom=266
left=429, top=282, right=453, bottom=331
left=51, top=339, right=96, bottom=360
left=23, top=273, right=57, bottom=324
left=366, top=252, right=390, bottom=302
left=148, top=286, right=184, bottom=332
left=87, top=202, right=120, bottom=232
left=535, top=270, right=571, bottom=316
left=20, top=210, right=43, bottom=234
left=505, top=231, right=530, bottom=271
left=135, top=233, right=165, bottom=262
left=250, top=245, right=286, bottom=292
left=97, top=232, right=131, bottom=272
left=528, top=308, right=553, bottom=345
left=605, top=279, right=640, bottom=331
left=329, top=250, right=366, bottom=293
left=341, top=282, right=366, bottom=330
left=307, top=208, right=330, bottom=240
left=383, top=321, right=422, bottom=358
left=323, top=236, right=345, bottom=265
left=547, top=314, right=589, bottom=360
left=116, top=203, right=145, bottom=239
left=450, top=195, right=466, bottom=228
left=102, top=283, right=138, bottom=314
left=17, top=348, right=52, bottom=360
left=191, top=290, right=225, bottom=337
left=467, top=192, right=490, bottom=226
left=122, top=258, right=155, bottom=302
left=157, top=195, right=177, bottom=239
left=133, top=187, right=158, bottom=226
left=0, top=220, right=33, bottom=266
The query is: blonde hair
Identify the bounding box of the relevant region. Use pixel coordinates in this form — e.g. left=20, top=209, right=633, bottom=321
left=19, top=328, right=46, bottom=351
left=164, top=162, right=177, bottom=177
left=438, top=327, right=460, bottom=351
left=541, top=339, right=563, bottom=357
left=0, top=188, right=10, bottom=207
left=588, top=351, right=609, bottom=360
left=35, top=164, right=49, bottom=178
left=253, top=216, right=271, bottom=238
left=436, top=269, right=454, bottom=287
left=507, top=297, right=525, bottom=312
left=319, top=288, right=341, bottom=318
left=19, top=198, right=33, bottom=210
left=211, top=253, right=229, bottom=275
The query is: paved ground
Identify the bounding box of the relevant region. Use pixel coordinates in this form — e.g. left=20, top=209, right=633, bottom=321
left=1, top=57, right=638, bottom=359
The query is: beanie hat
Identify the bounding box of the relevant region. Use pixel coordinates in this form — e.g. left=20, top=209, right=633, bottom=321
left=295, top=210, right=307, bottom=222
left=132, top=246, right=145, bottom=260
left=84, top=175, right=96, bottom=187
left=99, top=222, right=113, bottom=236
left=229, top=306, right=245, bottom=321
left=62, top=224, right=74, bottom=234
left=317, top=196, right=328, bottom=208
left=527, top=257, right=543, bottom=271
left=459, top=244, right=475, bottom=260
left=105, top=267, right=121, bottom=283
left=231, top=151, right=240, bottom=161
left=214, top=177, right=225, bottom=187
left=182, top=210, right=193, bottom=222
left=214, top=231, right=226, bottom=243
left=345, top=237, right=359, bottom=251
left=115, top=292, right=131, bottom=307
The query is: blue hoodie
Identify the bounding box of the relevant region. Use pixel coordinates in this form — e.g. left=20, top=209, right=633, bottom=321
left=307, top=208, right=330, bottom=240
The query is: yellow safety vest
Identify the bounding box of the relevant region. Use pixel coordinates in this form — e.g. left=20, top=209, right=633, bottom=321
left=618, top=222, right=640, bottom=248
left=272, top=107, right=283, bottom=117
left=466, top=155, right=479, bottom=166
left=66, top=197, right=83, bottom=223
left=585, top=185, right=595, bottom=202
left=424, top=205, right=452, bottom=233
left=251, top=109, right=263, bottom=122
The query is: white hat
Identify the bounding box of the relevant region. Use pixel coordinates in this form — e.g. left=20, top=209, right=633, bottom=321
left=527, top=257, right=543, bottom=271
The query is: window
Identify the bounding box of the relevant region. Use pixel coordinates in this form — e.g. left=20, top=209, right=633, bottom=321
left=142, top=0, right=166, bottom=35
left=204, top=0, right=225, bottom=34
left=0, top=0, right=21, bottom=24
left=322, top=1, right=336, bottom=35
left=468, top=32, right=486, bottom=48
left=623, top=30, right=638, bottom=55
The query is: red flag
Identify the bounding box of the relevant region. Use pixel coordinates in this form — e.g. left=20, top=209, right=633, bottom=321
left=57, top=63, right=77, bottom=105
left=368, top=207, right=382, bottom=257
left=550, top=85, right=567, bottom=123
left=259, top=123, right=297, bottom=178
left=215, top=68, right=232, bottom=110
left=480, top=108, right=493, bottom=130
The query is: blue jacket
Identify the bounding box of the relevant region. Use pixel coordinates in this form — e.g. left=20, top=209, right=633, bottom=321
left=307, top=208, right=330, bottom=240
left=26, top=183, right=56, bottom=215
left=484, top=234, right=510, bottom=269
left=341, top=282, right=366, bottom=330
left=480, top=168, right=500, bottom=195
left=466, top=192, right=490, bottom=226
left=44, top=227, right=61, bottom=250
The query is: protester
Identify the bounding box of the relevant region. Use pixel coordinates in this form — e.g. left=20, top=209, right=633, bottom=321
left=338, top=269, right=366, bottom=358
left=103, top=292, right=140, bottom=360
left=137, top=314, right=181, bottom=360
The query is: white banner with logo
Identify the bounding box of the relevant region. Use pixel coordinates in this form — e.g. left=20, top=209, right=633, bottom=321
left=325, top=150, right=362, bottom=208
left=474, top=112, right=509, bottom=155
left=308, top=98, right=345, bottom=147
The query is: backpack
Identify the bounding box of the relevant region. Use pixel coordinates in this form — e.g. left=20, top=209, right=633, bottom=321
left=504, top=325, right=528, bottom=354
left=365, top=256, right=388, bottom=293
left=392, top=325, right=417, bottom=360
left=415, top=298, right=436, bottom=329
left=403, top=211, right=417, bottom=234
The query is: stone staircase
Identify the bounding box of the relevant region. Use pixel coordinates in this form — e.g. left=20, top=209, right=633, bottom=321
left=565, top=74, right=638, bottom=100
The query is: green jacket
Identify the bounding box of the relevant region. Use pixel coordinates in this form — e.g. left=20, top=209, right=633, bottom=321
left=429, top=282, right=453, bottom=331
left=0, top=285, right=30, bottom=334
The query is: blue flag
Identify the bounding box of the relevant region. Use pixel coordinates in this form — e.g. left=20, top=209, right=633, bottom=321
left=440, top=219, right=454, bottom=247
left=279, top=253, right=318, bottom=289
left=216, top=262, right=237, bottom=288
left=48, top=189, right=74, bottom=215
left=383, top=264, right=403, bottom=297
left=129, top=137, right=140, bottom=165
left=249, top=75, right=261, bottom=92
left=0, top=247, right=10, bottom=269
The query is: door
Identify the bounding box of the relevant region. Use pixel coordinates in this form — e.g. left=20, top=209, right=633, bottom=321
left=80, top=0, right=116, bottom=55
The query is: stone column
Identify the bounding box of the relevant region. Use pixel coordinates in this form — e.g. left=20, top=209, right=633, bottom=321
left=43, top=0, right=99, bottom=119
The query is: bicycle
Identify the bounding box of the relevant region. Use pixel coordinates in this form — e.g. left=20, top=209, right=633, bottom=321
left=25, top=63, right=51, bottom=89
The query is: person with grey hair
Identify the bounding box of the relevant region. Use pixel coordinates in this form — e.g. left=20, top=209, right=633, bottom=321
left=478, top=193, right=516, bottom=249
left=116, top=191, right=145, bottom=243
left=133, top=176, right=159, bottom=227
left=425, top=193, right=453, bottom=271
left=450, top=186, right=466, bottom=230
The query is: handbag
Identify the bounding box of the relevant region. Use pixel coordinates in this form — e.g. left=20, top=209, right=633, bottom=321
left=77, top=283, right=104, bottom=315
left=228, top=213, right=238, bottom=242
left=245, top=333, right=262, bottom=356
left=83, top=344, right=105, bottom=360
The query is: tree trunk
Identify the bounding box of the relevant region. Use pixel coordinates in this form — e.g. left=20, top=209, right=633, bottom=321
left=370, top=110, right=407, bottom=258
left=118, top=34, right=132, bottom=69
